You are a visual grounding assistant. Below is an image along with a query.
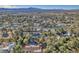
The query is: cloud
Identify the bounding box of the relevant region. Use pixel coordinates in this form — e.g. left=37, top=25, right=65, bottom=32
left=0, top=5, right=16, bottom=8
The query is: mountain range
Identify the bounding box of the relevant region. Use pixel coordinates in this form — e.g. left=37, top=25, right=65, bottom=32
left=0, top=7, right=79, bottom=13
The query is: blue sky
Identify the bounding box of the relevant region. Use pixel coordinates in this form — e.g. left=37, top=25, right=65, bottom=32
left=0, top=5, right=79, bottom=9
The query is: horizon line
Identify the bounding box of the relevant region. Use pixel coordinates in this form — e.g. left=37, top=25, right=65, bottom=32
left=0, top=5, right=79, bottom=10
left=0, top=7, right=79, bottom=10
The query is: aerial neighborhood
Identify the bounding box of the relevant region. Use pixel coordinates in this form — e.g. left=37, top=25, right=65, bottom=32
left=0, top=7, right=79, bottom=53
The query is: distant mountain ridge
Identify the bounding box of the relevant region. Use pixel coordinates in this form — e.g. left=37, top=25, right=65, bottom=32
left=0, top=7, right=79, bottom=13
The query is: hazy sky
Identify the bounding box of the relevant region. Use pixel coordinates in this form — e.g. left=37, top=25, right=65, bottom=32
left=0, top=5, right=79, bottom=9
